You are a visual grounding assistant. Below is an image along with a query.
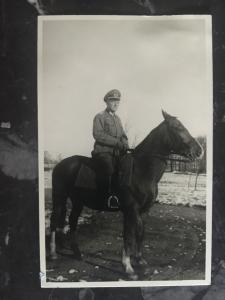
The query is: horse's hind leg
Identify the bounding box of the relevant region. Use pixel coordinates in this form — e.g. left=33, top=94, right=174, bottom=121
left=68, top=197, right=83, bottom=260
left=50, top=187, right=67, bottom=259
left=50, top=231, right=57, bottom=260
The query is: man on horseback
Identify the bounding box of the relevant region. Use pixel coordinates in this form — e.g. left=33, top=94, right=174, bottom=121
left=50, top=108, right=203, bottom=278
left=92, top=89, right=129, bottom=209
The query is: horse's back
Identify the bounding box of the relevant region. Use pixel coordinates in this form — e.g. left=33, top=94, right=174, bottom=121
left=52, top=155, right=92, bottom=186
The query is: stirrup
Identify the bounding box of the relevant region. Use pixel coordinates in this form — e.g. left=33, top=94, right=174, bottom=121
left=107, top=195, right=119, bottom=209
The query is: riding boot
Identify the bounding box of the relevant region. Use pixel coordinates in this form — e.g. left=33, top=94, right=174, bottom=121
left=107, top=175, right=119, bottom=209
left=108, top=175, right=112, bottom=194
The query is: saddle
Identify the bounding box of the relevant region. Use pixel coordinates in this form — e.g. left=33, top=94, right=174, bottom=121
left=74, top=154, right=134, bottom=190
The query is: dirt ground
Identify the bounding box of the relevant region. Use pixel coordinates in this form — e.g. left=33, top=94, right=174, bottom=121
left=44, top=172, right=206, bottom=282
left=45, top=203, right=206, bottom=282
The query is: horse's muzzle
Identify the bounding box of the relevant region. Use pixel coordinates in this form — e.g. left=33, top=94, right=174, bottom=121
left=186, top=139, right=204, bottom=161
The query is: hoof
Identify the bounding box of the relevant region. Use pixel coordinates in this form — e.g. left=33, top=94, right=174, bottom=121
left=128, top=273, right=139, bottom=280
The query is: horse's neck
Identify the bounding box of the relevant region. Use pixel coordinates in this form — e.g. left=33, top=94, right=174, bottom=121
left=134, top=122, right=170, bottom=158
left=132, top=123, right=169, bottom=183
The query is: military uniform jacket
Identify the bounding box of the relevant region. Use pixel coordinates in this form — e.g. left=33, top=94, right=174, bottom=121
left=93, top=109, right=128, bottom=154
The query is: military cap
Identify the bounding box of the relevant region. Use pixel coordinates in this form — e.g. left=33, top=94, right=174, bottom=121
left=104, top=89, right=121, bottom=102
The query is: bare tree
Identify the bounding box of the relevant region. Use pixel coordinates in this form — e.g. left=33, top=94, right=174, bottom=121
left=194, top=135, right=206, bottom=190
left=133, top=0, right=156, bottom=13
left=123, top=120, right=139, bottom=149
left=44, top=150, right=53, bottom=164
left=56, top=153, right=63, bottom=163
left=26, top=0, right=45, bottom=14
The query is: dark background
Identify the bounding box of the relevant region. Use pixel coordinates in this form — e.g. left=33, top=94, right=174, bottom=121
left=0, top=1, right=224, bottom=299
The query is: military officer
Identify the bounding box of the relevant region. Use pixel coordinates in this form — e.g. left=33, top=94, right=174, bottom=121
left=92, top=89, right=129, bottom=208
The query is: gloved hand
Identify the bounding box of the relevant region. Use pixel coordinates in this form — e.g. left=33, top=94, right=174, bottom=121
left=117, top=140, right=128, bottom=152
left=120, top=137, right=129, bottom=150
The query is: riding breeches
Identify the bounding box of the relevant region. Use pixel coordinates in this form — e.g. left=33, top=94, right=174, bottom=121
left=94, top=153, right=116, bottom=176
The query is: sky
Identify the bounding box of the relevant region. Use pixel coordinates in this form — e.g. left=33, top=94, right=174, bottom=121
left=40, top=16, right=212, bottom=158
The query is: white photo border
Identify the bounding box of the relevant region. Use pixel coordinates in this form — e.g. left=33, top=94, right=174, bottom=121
left=38, top=14, right=213, bottom=288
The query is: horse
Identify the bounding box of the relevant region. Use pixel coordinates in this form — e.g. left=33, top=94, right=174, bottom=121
left=49, top=110, right=203, bottom=280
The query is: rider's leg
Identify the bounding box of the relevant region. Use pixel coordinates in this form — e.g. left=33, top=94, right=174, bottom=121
left=94, top=153, right=119, bottom=208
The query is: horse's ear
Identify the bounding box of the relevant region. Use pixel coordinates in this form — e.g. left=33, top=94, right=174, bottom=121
left=162, top=110, right=172, bottom=121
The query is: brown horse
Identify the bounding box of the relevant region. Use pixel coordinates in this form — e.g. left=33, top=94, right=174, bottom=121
left=49, top=111, right=203, bottom=280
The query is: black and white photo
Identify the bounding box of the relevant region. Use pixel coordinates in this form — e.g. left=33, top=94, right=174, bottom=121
left=38, top=15, right=212, bottom=288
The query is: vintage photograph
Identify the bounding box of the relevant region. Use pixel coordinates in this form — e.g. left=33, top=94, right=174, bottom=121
left=38, top=15, right=212, bottom=287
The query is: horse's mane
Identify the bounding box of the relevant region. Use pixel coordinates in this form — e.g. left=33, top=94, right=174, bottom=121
left=133, top=121, right=167, bottom=156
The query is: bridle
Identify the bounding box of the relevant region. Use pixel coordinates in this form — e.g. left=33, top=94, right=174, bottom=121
left=127, top=149, right=191, bottom=164
left=127, top=149, right=168, bottom=163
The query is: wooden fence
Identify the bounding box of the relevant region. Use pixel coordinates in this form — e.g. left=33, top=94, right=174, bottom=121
left=166, top=154, right=202, bottom=173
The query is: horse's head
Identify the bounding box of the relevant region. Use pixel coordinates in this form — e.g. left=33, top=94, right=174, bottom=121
left=162, top=110, right=203, bottom=160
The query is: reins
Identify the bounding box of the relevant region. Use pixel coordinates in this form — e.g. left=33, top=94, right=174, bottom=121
left=126, top=149, right=191, bottom=163
left=127, top=148, right=168, bottom=163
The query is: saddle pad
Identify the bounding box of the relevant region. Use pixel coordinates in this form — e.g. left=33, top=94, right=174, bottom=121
left=74, top=163, right=96, bottom=189
left=74, top=154, right=134, bottom=189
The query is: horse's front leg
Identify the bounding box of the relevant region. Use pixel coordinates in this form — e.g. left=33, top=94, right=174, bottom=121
left=122, top=208, right=139, bottom=280
left=135, top=214, right=148, bottom=265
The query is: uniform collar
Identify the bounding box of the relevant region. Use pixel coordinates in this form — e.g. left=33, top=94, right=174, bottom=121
left=105, top=108, right=116, bottom=117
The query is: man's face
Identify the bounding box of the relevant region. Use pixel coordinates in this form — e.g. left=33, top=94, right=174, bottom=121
left=106, top=99, right=120, bottom=113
